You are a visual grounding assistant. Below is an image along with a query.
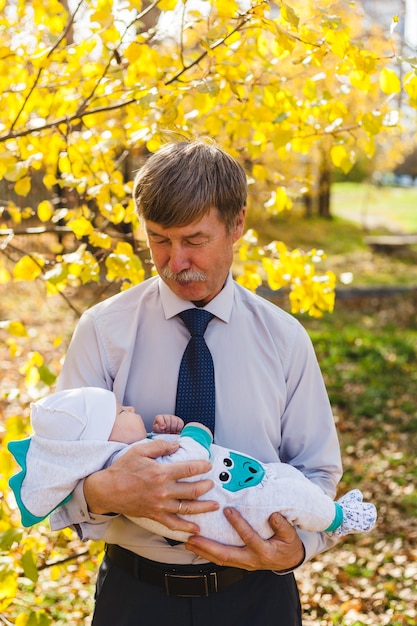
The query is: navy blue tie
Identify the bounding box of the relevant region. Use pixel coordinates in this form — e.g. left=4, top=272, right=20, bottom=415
left=175, top=309, right=215, bottom=433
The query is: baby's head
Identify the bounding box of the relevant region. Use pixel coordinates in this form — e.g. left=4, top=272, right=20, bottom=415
left=31, top=387, right=146, bottom=445
left=109, top=401, right=147, bottom=444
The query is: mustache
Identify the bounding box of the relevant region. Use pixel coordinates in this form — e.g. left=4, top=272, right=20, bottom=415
left=161, top=267, right=207, bottom=283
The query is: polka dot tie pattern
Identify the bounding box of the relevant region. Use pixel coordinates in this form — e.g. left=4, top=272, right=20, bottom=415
left=175, top=309, right=215, bottom=433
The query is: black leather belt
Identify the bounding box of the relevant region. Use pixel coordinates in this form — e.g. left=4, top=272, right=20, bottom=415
left=105, top=544, right=250, bottom=597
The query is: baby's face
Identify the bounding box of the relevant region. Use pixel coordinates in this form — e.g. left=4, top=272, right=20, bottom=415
left=109, top=402, right=147, bottom=444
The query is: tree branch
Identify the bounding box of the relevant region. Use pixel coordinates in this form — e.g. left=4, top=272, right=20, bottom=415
left=165, top=13, right=252, bottom=86
left=15, top=548, right=93, bottom=578
left=0, top=6, right=252, bottom=143
left=9, top=0, right=85, bottom=132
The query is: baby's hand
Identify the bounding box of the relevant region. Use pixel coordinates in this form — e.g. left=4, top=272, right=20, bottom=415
left=153, top=414, right=184, bottom=434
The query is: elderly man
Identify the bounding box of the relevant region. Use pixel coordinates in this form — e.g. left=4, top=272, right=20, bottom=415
left=53, top=139, right=342, bottom=626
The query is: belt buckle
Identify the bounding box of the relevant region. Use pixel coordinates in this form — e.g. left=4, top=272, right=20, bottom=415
left=164, top=572, right=218, bottom=597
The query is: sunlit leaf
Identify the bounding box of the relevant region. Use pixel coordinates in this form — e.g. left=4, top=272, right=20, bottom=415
left=158, top=0, right=178, bottom=10
left=281, top=3, right=299, bottom=28
left=13, top=256, right=44, bottom=281
left=14, top=177, right=31, bottom=197
left=0, top=320, right=28, bottom=337
left=330, top=144, right=355, bottom=173
left=403, top=72, right=417, bottom=106
left=68, top=217, right=94, bottom=239
left=0, top=261, right=11, bottom=283
left=379, top=67, right=401, bottom=94
left=37, top=200, right=54, bottom=222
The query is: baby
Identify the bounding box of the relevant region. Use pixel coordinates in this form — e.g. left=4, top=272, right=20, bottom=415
left=8, top=387, right=376, bottom=544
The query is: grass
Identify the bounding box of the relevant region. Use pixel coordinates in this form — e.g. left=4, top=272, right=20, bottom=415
left=297, top=291, right=417, bottom=625
left=331, top=182, right=417, bottom=234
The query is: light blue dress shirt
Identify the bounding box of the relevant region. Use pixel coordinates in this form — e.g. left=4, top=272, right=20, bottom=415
left=52, top=272, right=342, bottom=566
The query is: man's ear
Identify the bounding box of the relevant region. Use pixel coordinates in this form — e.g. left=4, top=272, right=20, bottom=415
left=232, top=208, right=246, bottom=242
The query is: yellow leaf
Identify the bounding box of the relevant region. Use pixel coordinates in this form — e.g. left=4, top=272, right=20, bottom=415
left=275, top=27, right=296, bottom=54
left=252, top=164, right=269, bottom=182
left=124, top=42, right=142, bottom=63
left=158, top=0, right=178, bottom=10
left=0, top=260, right=11, bottom=283
left=291, top=136, right=315, bottom=155
left=114, top=241, right=134, bottom=257
left=353, top=50, right=377, bottom=74
left=349, top=70, right=371, bottom=92
left=379, top=67, right=401, bottom=94
left=330, top=145, right=355, bottom=174
left=361, top=111, right=382, bottom=135
left=3, top=160, right=27, bottom=182
left=264, top=187, right=292, bottom=213
left=214, top=0, right=239, bottom=17
left=236, top=264, right=262, bottom=292
left=302, top=78, right=316, bottom=101
left=0, top=572, right=17, bottom=609
left=146, top=137, right=163, bottom=153
left=281, top=3, right=299, bottom=28
left=0, top=152, right=17, bottom=179
left=6, top=337, right=18, bottom=358
left=89, top=540, right=105, bottom=556
left=403, top=72, right=417, bottom=106
left=14, top=176, right=31, bottom=196
left=89, top=231, right=112, bottom=249
left=0, top=320, right=28, bottom=337
left=50, top=565, right=62, bottom=581
left=13, top=255, right=43, bottom=281
left=110, top=202, right=126, bottom=224
left=325, top=29, right=350, bottom=58
left=25, top=365, right=40, bottom=387
left=29, top=351, right=44, bottom=367
left=37, top=199, right=54, bottom=222
left=43, top=173, right=58, bottom=189
left=69, top=216, right=94, bottom=238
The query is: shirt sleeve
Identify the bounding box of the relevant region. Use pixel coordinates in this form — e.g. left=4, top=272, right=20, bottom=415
left=56, top=311, right=114, bottom=391
left=50, top=480, right=117, bottom=540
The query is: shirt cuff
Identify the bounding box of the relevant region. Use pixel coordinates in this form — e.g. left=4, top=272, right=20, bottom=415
left=50, top=480, right=120, bottom=527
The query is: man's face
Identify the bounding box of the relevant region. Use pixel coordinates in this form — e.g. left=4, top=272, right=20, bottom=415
left=145, top=207, right=245, bottom=305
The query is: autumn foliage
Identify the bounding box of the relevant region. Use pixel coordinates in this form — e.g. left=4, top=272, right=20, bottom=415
left=1, top=0, right=415, bottom=317
left=1, top=0, right=417, bottom=623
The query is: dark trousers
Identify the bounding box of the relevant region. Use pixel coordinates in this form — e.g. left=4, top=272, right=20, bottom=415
left=92, top=554, right=303, bottom=626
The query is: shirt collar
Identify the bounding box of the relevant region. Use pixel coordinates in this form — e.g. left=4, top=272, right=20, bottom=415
left=159, top=272, right=234, bottom=323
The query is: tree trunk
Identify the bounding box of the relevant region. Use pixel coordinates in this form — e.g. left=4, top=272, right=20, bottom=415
left=318, top=155, right=332, bottom=218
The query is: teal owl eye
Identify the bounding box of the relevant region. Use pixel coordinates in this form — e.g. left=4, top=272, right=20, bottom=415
left=223, top=457, right=233, bottom=468
left=219, top=471, right=231, bottom=482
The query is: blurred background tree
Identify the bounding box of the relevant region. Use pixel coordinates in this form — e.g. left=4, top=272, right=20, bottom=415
left=1, top=0, right=415, bottom=316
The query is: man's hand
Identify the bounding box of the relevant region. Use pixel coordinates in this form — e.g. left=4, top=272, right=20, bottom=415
left=185, top=508, right=305, bottom=571
left=84, top=438, right=218, bottom=535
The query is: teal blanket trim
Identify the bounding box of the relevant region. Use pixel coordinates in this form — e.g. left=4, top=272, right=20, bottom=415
left=8, top=438, right=71, bottom=528
left=180, top=424, right=213, bottom=453
left=325, top=502, right=344, bottom=532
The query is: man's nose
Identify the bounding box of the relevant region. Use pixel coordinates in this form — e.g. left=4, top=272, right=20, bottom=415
left=167, top=244, right=191, bottom=273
